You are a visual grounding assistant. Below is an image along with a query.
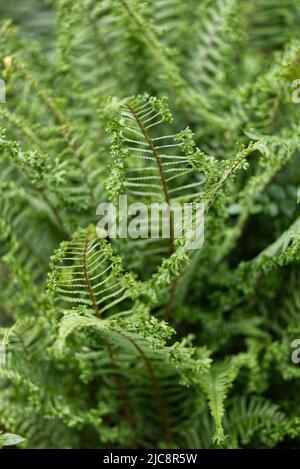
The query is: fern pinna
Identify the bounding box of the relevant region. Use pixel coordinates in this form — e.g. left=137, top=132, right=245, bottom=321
left=108, top=95, right=203, bottom=205
left=48, top=226, right=139, bottom=315
left=0, top=0, right=300, bottom=450
left=107, top=94, right=204, bottom=273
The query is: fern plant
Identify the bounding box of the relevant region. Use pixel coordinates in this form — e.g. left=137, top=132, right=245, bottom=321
left=0, top=0, right=300, bottom=449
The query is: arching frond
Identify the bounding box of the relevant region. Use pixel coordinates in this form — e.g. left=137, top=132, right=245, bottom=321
left=108, top=94, right=204, bottom=205
left=199, top=360, right=240, bottom=445
left=224, top=396, right=286, bottom=448
left=48, top=226, right=139, bottom=316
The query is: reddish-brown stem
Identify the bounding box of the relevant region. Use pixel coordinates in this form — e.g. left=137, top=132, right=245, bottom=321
left=127, top=104, right=174, bottom=256
left=127, top=103, right=177, bottom=318
left=106, top=341, right=133, bottom=428
left=116, top=330, right=172, bottom=442
left=82, top=234, right=100, bottom=316
left=164, top=279, right=178, bottom=322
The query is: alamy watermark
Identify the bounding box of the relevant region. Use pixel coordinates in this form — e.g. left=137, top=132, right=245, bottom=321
left=291, top=339, right=300, bottom=364
left=0, top=79, right=6, bottom=103
left=0, top=341, right=6, bottom=366
left=291, top=79, right=300, bottom=104
left=96, top=196, right=204, bottom=250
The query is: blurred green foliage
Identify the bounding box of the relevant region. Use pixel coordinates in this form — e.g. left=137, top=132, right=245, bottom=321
left=0, top=0, right=299, bottom=450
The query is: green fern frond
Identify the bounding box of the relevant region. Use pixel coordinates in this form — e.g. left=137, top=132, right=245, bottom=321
left=187, top=0, right=242, bottom=92
left=245, top=0, right=300, bottom=53
left=199, top=360, right=240, bottom=445
left=48, top=226, right=139, bottom=315
left=51, top=311, right=211, bottom=445
left=0, top=0, right=300, bottom=451
left=224, top=396, right=286, bottom=447
left=108, top=94, right=204, bottom=205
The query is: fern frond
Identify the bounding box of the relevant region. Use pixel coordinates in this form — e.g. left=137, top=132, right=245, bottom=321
left=199, top=360, right=240, bottom=445
left=187, top=0, right=242, bottom=92
left=224, top=396, right=286, bottom=448
left=245, top=0, right=300, bottom=53
left=51, top=311, right=211, bottom=445
left=108, top=95, right=204, bottom=205
left=48, top=226, right=139, bottom=315
left=0, top=0, right=299, bottom=450
left=115, top=0, right=227, bottom=127
left=106, top=94, right=205, bottom=274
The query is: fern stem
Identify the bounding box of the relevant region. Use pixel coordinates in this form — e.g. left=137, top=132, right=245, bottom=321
left=118, top=0, right=226, bottom=128
left=12, top=330, right=31, bottom=366
left=15, top=60, right=97, bottom=203
left=164, top=278, right=178, bottom=322
left=0, top=109, right=46, bottom=154
left=86, top=0, right=127, bottom=90
left=116, top=330, right=172, bottom=442
left=21, top=167, right=71, bottom=240
left=40, top=191, right=71, bottom=240
left=106, top=341, right=134, bottom=429
left=127, top=104, right=174, bottom=256
left=82, top=233, right=100, bottom=315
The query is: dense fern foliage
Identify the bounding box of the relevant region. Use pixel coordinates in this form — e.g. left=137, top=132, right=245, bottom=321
left=0, top=0, right=300, bottom=449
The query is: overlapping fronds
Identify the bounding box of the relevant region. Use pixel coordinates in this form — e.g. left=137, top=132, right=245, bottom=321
left=0, top=0, right=300, bottom=451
